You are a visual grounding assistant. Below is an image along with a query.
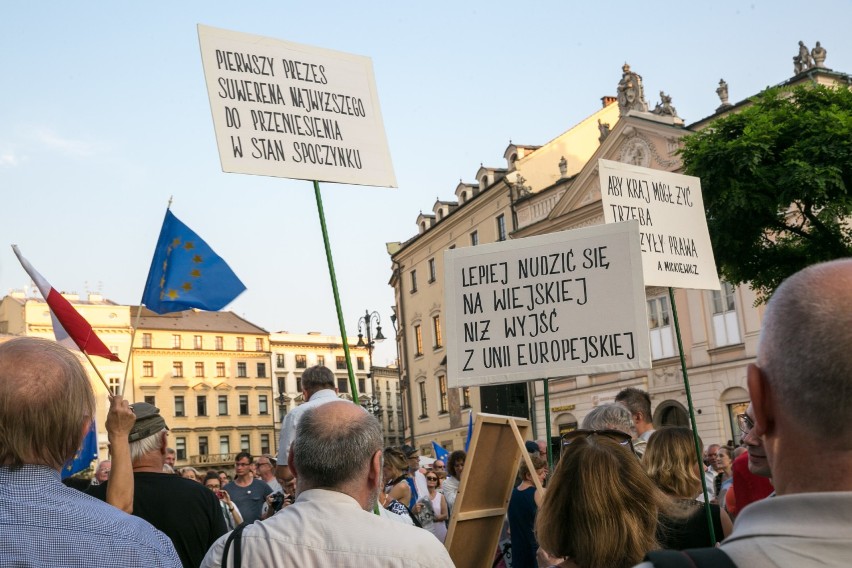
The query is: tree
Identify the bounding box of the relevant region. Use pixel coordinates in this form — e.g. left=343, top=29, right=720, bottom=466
left=680, top=85, right=852, bottom=302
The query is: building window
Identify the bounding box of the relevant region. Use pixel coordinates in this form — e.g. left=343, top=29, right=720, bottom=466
left=711, top=282, right=741, bottom=346
left=255, top=338, right=264, bottom=351
left=438, top=375, right=448, bottom=413
left=144, top=395, right=156, bottom=406
left=174, top=396, right=185, bottom=417
left=142, top=361, right=154, bottom=377
left=295, top=354, right=307, bottom=369
left=197, top=395, right=207, bottom=417
left=108, top=377, right=120, bottom=396
left=219, top=435, right=230, bottom=455
left=236, top=337, right=245, bottom=351
left=410, top=270, right=418, bottom=293
left=216, top=362, right=226, bottom=377
left=175, top=437, right=186, bottom=460
left=257, top=363, right=267, bottom=378
left=172, top=334, right=181, bottom=349
left=358, top=378, right=366, bottom=393
left=198, top=436, right=208, bottom=456
left=258, top=395, right=268, bottom=415
left=296, top=376, right=302, bottom=392
left=648, top=296, right=676, bottom=359
left=470, top=230, right=479, bottom=246
left=317, top=355, right=325, bottom=367
left=418, top=382, right=428, bottom=418
left=237, top=362, right=247, bottom=378
left=336, top=356, right=346, bottom=370
left=194, top=362, right=204, bottom=377
left=276, top=354, right=286, bottom=368
left=432, top=315, right=443, bottom=349
left=496, top=214, right=507, bottom=241
left=337, top=378, right=349, bottom=393
left=461, top=386, right=471, bottom=409
left=414, top=325, right=423, bottom=356
left=428, top=258, right=436, bottom=283
left=194, top=335, right=203, bottom=350
left=239, top=395, right=249, bottom=415
left=356, top=356, right=365, bottom=371
left=240, top=434, right=250, bottom=452
left=172, top=362, right=184, bottom=378
left=110, top=345, right=120, bottom=359
left=218, top=395, right=228, bottom=415
left=260, top=434, right=270, bottom=455
left=142, top=333, right=152, bottom=348
left=215, top=336, right=223, bottom=350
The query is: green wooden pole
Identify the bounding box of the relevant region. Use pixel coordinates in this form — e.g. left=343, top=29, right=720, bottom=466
left=313, top=181, right=359, bottom=403
left=543, top=378, right=553, bottom=470
left=668, top=286, right=716, bottom=546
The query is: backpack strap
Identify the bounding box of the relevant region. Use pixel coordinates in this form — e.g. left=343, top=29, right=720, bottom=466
left=221, top=521, right=251, bottom=568
left=644, top=548, right=737, bottom=568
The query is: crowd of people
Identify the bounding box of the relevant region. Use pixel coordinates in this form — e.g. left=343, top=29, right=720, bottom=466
left=2, top=259, right=851, bottom=567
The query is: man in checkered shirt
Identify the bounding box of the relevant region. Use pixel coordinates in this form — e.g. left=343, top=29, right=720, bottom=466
left=0, top=337, right=180, bottom=567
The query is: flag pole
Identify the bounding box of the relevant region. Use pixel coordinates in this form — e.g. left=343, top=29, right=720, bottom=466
left=543, top=378, right=553, bottom=469
left=669, top=286, right=716, bottom=545
left=313, top=180, right=359, bottom=402
left=81, top=350, right=112, bottom=394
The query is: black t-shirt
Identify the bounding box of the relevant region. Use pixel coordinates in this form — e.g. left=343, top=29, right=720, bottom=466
left=657, top=500, right=724, bottom=550
left=88, top=472, right=226, bottom=568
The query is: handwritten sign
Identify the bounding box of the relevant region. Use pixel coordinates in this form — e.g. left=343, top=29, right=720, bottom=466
left=197, top=25, right=397, bottom=187
left=444, top=221, right=650, bottom=388
left=598, top=159, right=719, bottom=290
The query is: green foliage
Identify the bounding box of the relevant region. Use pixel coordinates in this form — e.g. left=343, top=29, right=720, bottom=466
left=681, top=84, right=852, bottom=302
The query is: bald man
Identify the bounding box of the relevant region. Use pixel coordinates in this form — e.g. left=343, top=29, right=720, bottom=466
left=203, top=400, right=453, bottom=567
left=0, top=337, right=180, bottom=567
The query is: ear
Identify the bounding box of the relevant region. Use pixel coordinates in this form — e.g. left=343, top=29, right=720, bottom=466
left=159, top=431, right=168, bottom=454
left=287, top=445, right=298, bottom=477
left=747, top=363, right=773, bottom=438
left=368, top=449, right=383, bottom=491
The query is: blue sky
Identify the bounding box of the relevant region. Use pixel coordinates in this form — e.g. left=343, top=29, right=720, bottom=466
left=1, top=1, right=850, bottom=365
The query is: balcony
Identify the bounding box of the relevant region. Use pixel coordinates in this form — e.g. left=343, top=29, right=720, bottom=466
left=189, top=452, right=237, bottom=467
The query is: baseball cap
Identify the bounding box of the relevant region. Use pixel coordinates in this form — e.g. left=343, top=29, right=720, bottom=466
left=525, top=440, right=540, bottom=453
left=128, top=402, right=169, bottom=442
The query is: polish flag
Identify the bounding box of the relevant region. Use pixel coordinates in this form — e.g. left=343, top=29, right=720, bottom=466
left=12, top=245, right=121, bottom=361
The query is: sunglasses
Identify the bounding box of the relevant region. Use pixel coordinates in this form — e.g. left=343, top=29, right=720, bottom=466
left=426, top=476, right=438, bottom=481
left=561, top=429, right=635, bottom=453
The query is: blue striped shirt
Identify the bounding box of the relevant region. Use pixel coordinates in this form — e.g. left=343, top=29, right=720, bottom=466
left=0, top=465, right=181, bottom=567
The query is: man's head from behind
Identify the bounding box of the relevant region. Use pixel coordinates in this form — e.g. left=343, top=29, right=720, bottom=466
left=291, top=400, right=381, bottom=508
left=128, top=402, right=169, bottom=464
left=582, top=403, right=637, bottom=438
left=614, top=387, right=653, bottom=434
left=0, top=337, right=95, bottom=470
left=301, top=365, right=336, bottom=399
left=749, top=259, right=852, bottom=484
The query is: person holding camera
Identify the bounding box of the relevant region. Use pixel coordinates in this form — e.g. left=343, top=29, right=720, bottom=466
left=204, top=472, right=243, bottom=529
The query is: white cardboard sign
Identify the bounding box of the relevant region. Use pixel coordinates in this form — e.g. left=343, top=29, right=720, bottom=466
left=598, top=159, right=719, bottom=290
left=444, top=221, right=650, bottom=388
left=197, top=25, right=397, bottom=188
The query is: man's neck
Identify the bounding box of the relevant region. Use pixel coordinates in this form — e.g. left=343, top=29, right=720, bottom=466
left=132, top=453, right=165, bottom=473
left=234, top=474, right=254, bottom=486
left=771, top=442, right=852, bottom=495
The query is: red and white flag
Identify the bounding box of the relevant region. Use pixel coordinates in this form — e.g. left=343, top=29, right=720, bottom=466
left=12, top=245, right=120, bottom=362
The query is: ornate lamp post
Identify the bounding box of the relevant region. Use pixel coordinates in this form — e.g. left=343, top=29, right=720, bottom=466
left=356, top=309, right=385, bottom=416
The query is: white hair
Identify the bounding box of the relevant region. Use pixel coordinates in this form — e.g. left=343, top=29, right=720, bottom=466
left=129, top=428, right=168, bottom=463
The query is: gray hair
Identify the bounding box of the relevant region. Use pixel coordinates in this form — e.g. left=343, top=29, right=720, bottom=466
left=301, top=365, right=335, bottom=393
left=293, top=401, right=381, bottom=488
left=130, top=428, right=167, bottom=463
left=757, top=259, right=852, bottom=443
left=582, top=403, right=637, bottom=437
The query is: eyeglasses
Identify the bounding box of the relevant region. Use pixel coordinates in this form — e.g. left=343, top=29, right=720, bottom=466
left=235, top=461, right=251, bottom=467
left=255, top=461, right=271, bottom=467
left=737, top=413, right=754, bottom=436
left=426, top=476, right=438, bottom=481
left=561, top=429, right=635, bottom=453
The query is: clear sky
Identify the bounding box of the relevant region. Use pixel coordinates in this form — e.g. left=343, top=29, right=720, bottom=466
left=1, top=1, right=850, bottom=365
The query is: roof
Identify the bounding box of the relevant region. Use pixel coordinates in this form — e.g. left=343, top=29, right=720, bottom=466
left=131, top=306, right=268, bottom=334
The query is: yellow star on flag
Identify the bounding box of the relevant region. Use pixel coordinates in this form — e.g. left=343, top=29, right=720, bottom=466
left=184, top=241, right=195, bottom=250
left=193, top=255, right=203, bottom=263
left=172, top=238, right=181, bottom=247
left=182, top=282, right=192, bottom=291
left=167, top=289, right=179, bottom=299
left=191, top=269, right=201, bottom=278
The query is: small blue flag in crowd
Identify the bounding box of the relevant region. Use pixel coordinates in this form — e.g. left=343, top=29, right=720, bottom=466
left=62, top=421, right=98, bottom=479
left=142, top=210, right=246, bottom=314
left=465, top=411, right=473, bottom=452
left=431, top=441, right=449, bottom=462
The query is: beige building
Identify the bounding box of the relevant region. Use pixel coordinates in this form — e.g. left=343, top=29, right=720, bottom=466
left=126, top=307, right=273, bottom=471
left=0, top=291, right=133, bottom=459
left=373, top=364, right=406, bottom=447
left=388, top=60, right=848, bottom=453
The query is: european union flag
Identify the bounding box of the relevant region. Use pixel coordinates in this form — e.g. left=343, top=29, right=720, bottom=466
left=142, top=210, right=246, bottom=314
left=62, top=421, right=98, bottom=479
left=431, top=441, right=449, bottom=462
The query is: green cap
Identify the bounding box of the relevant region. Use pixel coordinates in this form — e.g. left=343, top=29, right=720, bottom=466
left=128, top=402, right=169, bottom=442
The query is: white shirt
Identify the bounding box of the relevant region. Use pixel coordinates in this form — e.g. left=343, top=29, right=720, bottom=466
left=201, top=489, right=454, bottom=568
left=275, top=389, right=339, bottom=464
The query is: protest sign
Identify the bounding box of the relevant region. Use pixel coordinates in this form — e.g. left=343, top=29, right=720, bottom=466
left=197, top=25, right=397, bottom=187
left=598, top=159, right=719, bottom=290
left=444, top=221, right=650, bottom=388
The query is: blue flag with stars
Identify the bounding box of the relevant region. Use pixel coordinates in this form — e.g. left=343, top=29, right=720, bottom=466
left=142, top=210, right=246, bottom=314
left=62, top=420, right=98, bottom=479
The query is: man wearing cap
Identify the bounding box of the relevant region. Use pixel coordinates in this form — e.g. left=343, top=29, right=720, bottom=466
left=88, top=402, right=226, bottom=568
left=0, top=337, right=181, bottom=567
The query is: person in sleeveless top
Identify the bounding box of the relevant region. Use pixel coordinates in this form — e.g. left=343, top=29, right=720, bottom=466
left=508, top=455, right=548, bottom=568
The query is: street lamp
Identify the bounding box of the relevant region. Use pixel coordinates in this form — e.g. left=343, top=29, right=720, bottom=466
left=356, top=310, right=385, bottom=416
